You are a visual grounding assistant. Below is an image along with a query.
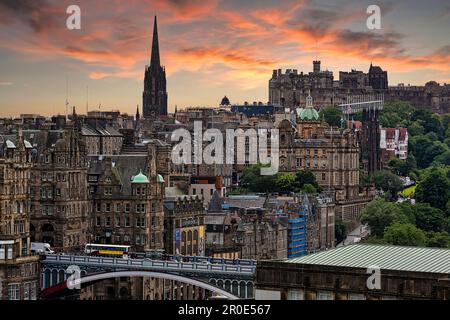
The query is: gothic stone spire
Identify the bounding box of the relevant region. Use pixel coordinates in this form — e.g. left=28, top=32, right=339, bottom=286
left=151, top=15, right=160, bottom=68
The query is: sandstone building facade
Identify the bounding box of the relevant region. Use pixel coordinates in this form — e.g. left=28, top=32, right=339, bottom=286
left=0, top=132, right=40, bottom=300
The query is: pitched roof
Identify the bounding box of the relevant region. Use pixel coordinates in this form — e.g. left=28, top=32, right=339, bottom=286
left=288, top=244, right=450, bottom=274
left=222, top=195, right=267, bottom=209
left=208, top=190, right=223, bottom=212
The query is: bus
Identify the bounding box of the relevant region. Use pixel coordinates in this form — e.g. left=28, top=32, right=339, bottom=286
left=129, top=249, right=166, bottom=260
left=84, top=244, right=131, bottom=259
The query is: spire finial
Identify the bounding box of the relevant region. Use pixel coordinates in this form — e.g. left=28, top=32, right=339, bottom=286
left=150, top=15, right=160, bottom=66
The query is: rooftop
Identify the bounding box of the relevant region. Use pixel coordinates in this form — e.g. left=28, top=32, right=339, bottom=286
left=131, top=170, right=149, bottom=184
left=287, top=244, right=450, bottom=274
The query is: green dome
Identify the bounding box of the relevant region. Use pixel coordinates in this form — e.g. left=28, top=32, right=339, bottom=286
left=300, top=108, right=320, bottom=121
left=299, top=93, right=320, bottom=121
left=132, top=170, right=149, bottom=184
left=157, top=174, right=164, bottom=183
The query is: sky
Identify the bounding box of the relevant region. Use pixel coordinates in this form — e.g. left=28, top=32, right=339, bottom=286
left=0, top=0, right=449, bottom=117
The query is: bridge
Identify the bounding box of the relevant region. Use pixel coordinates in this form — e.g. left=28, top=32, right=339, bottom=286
left=41, top=254, right=256, bottom=299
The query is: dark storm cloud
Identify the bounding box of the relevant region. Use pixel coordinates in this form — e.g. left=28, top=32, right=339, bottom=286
left=333, top=29, right=406, bottom=56
left=0, top=0, right=61, bottom=33
left=434, top=45, right=450, bottom=56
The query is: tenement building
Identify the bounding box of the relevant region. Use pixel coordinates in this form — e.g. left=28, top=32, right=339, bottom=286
left=88, top=142, right=165, bottom=251
left=163, top=195, right=205, bottom=256
left=277, top=94, right=374, bottom=226
left=81, top=141, right=167, bottom=300
left=256, top=244, right=450, bottom=300
left=0, top=132, right=40, bottom=300
left=23, top=121, right=90, bottom=251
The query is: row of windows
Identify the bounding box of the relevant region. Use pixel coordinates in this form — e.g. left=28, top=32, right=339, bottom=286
left=192, top=188, right=214, bottom=196
left=38, top=205, right=86, bottom=216
left=95, top=216, right=148, bottom=228
left=0, top=201, right=26, bottom=214
left=96, top=203, right=148, bottom=213
left=40, top=173, right=67, bottom=182
left=0, top=220, right=28, bottom=237
left=8, top=282, right=38, bottom=300
left=94, top=233, right=160, bottom=245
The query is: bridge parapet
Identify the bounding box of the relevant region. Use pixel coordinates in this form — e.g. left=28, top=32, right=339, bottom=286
left=40, top=255, right=256, bottom=299
left=41, top=255, right=256, bottom=279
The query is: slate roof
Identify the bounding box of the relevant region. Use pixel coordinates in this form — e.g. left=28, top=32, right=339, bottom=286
left=81, top=124, right=123, bottom=137
left=208, top=190, right=223, bottom=212
left=222, top=195, right=267, bottom=209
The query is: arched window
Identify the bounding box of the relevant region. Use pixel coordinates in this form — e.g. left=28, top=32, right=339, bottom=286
left=181, top=231, right=187, bottom=255
left=193, top=230, right=198, bottom=255
left=187, top=230, right=193, bottom=256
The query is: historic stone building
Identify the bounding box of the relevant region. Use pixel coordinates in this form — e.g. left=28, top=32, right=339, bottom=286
left=380, top=127, right=408, bottom=166
left=339, top=69, right=369, bottom=89
left=163, top=195, right=205, bottom=256
left=269, top=61, right=387, bottom=110
left=88, top=142, right=165, bottom=252
left=269, top=60, right=449, bottom=113
left=235, top=211, right=288, bottom=261
left=143, top=16, right=168, bottom=118
left=81, top=141, right=167, bottom=301
left=368, top=63, right=388, bottom=90
left=386, top=81, right=450, bottom=114
left=0, top=132, right=40, bottom=300
left=81, top=124, right=123, bottom=156
left=277, top=94, right=374, bottom=226
left=24, top=120, right=90, bottom=251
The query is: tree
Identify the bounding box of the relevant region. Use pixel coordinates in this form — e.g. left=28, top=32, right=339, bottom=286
left=380, top=102, right=414, bottom=127
left=432, top=150, right=450, bottom=166
left=388, top=156, right=416, bottom=176
left=360, top=199, right=410, bottom=237
left=275, top=173, right=296, bottom=193
left=388, top=158, right=404, bottom=175
left=426, top=141, right=449, bottom=165
left=408, top=121, right=425, bottom=137
left=424, top=114, right=444, bottom=138
left=426, top=231, right=450, bottom=248
left=302, top=183, right=317, bottom=194
left=241, top=164, right=277, bottom=193
left=335, top=221, right=346, bottom=244
left=415, top=167, right=450, bottom=211
left=294, top=170, right=320, bottom=192
left=400, top=203, right=447, bottom=232
left=359, top=170, right=372, bottom=186
left=380, top=112, right=402, bottom=128
left=372, top=170, right=404, bottom=200
left=409, top=135, right=448, bottom=168
left=384, top=223, right=427, bottom=246
left=320, top=107, right=342, bottom=127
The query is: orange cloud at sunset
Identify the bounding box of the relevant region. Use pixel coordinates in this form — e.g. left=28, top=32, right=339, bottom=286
left=0, top=0, right=448, bottom=116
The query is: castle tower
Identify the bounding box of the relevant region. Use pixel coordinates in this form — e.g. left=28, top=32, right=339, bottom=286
left=313, top=60, right=321, bottom=73
left=143, top=16, right=168, bottom=118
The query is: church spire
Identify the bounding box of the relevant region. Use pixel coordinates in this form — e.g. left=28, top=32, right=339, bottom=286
left=150, top=16, right=160, bottom=67
left=143, top=15, right=167, bottom=118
